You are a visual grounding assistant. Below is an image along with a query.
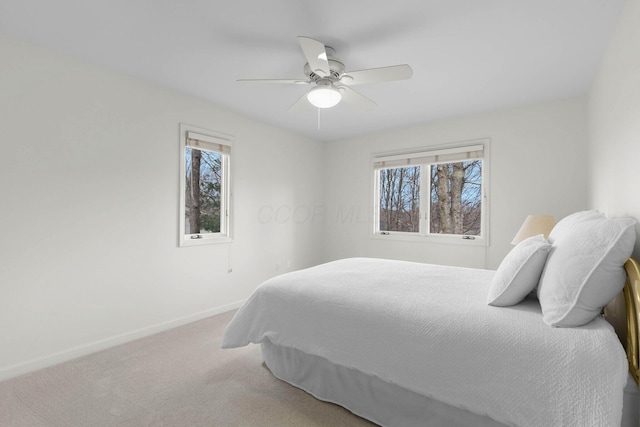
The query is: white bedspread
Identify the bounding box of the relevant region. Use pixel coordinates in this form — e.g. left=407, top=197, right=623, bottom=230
left=222, top=258, right=628, bottom=427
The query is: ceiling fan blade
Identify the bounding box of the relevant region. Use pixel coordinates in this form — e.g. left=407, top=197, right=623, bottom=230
left=237, top=78, right=309, bottom=85
left=341, top=64, right=413, bottom=85
left=338, top=86, right=377, bottom=111
left=298, top=36, right=330, bottom=77
left=288, top=90, right=311, bottom=112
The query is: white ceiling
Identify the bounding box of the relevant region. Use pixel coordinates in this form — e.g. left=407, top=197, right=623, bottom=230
left=0, top=0, right=625, bottom=141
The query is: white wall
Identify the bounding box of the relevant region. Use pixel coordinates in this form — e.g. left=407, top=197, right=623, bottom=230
left=0, top=35, right=324, bottom=379
left=322, top=97, right=589, bottom=269
left=589, top=0, right=640, bottom=259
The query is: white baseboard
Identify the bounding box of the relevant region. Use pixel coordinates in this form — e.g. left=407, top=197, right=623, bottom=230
left=0, top=300, right=246, bottom=382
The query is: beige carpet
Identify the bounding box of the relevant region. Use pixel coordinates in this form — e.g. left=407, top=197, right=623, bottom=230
left=0, top=310, right=377, bottom=426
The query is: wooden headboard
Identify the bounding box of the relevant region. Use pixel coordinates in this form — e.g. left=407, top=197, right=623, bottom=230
left=604, top=257, right=640, bottom=385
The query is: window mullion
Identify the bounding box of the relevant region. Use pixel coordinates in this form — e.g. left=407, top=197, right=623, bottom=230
left=419, top=164, right=430, bottom=236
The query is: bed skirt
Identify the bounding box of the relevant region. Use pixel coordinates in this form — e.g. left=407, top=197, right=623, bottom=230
left=261, top=340, right=509, bottom=427
left=261, top=340, right=639, bottom=427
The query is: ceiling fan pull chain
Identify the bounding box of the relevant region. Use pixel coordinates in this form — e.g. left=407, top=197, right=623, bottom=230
left=317, top=108, right=321, bottom=130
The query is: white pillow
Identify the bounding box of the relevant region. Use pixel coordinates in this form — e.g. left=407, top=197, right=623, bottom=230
left=545, top=210, right=601, bottom=244
left=487, top=235, right=551, bottom=307
left=537, top=211, right=636, bottom=327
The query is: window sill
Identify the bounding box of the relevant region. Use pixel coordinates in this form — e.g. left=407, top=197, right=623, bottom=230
left=179, top=235, right=232, bottom=247
left=369, top=232, right=488, bottom=246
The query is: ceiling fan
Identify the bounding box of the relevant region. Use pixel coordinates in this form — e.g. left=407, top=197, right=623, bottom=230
left=238, top=36, right=413, bottom=111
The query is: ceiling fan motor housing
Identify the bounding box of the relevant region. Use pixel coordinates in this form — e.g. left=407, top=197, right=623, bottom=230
left=303, top=46, right=345, bottom=82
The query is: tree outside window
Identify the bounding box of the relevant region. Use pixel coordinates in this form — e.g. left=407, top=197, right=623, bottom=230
left=429, top=160, right=482, bottom=236
left=185, top=148, right=222, bottom=234
left=379, top=166, right=421, bottom=233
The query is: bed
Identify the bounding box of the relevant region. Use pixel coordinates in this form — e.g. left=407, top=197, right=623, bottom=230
left=222, top=211, right=639, bottom=426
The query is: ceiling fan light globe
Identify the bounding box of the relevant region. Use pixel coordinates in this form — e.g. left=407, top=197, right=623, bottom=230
left=307, top=86, right=342, bottom=108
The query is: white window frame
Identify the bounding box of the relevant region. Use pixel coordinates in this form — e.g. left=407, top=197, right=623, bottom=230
left=371, top=139, right=490, bottom=246
left=179, top=123, right=233, bottom=247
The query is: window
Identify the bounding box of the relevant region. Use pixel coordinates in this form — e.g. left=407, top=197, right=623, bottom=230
left=179, top=124, right=232, bottom=246
left=372, top=141, right=488, bottom=243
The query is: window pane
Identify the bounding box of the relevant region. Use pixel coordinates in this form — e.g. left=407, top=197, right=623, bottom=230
left=379, top=166, right=421, bottom=233
left=185, top=147, right=222, bottom=234
left=430, top=160, right=482, bottom=235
